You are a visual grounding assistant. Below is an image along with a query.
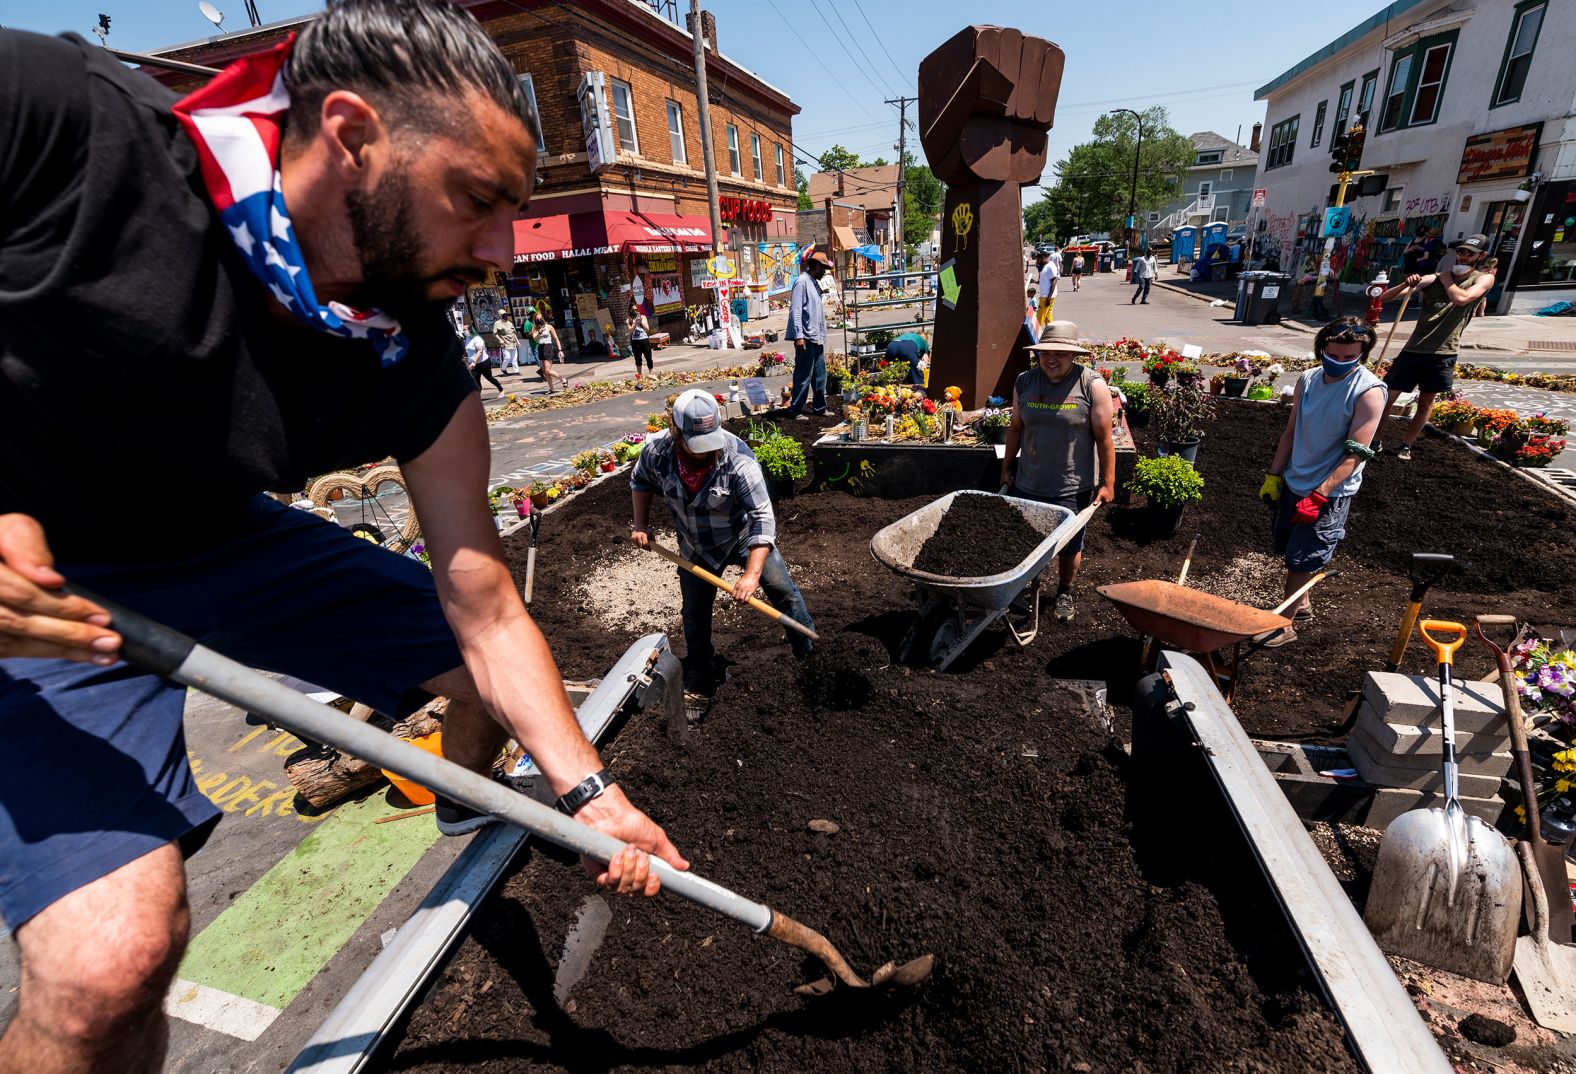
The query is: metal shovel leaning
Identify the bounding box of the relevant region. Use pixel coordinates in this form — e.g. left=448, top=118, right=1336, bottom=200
left=66, top=584, right=925, bottom=997
left=1364, top=620, right=1522, bottom=983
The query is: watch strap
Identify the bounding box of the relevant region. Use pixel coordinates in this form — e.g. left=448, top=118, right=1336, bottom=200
left=556, top=768, right=613, bottom=815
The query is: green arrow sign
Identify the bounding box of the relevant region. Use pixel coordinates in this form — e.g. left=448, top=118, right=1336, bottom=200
left=938, top=259, right=961, bottom=308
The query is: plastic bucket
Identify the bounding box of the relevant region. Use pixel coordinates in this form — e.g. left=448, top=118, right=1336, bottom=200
left=381, top=731, right=444, bottom=806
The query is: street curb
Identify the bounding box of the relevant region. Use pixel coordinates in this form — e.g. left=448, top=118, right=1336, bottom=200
left=1151, top=280, right=1318, bottom=337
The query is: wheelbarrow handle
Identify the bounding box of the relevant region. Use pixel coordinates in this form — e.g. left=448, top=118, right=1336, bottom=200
left=1269, top=570, right=1334, bottom=617
left=59, top=582, right=778, bottom=933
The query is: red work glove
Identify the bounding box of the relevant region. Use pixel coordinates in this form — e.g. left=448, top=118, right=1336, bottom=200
left=1292, top=491, right=1328, bottom=525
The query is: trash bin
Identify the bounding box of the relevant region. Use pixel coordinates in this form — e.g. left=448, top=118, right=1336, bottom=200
left=1098, top=252, right=1114, bottom=273
left=1234, top=271, right=1266, bottom=322
left=1240, top=272, right=1289, bottom=326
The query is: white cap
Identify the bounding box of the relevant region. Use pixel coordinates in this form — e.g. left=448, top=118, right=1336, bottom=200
left=672, top=389, right=727, bottom=453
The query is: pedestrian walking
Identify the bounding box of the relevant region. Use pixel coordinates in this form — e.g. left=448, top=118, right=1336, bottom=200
left=1257, top=317, right=1387, bottom=646
left=493, top=308, right=520, bottom=374
left=1035, top=250, right=1059, bottom=327
left=1070, top=252, right=1084, bottom=291
left=629, top=306, right=654, bottom=376
left=466, top=324, right=504, bottom=395
left=1000, top=321, right=1117, bottom=624
left=0, top=7, right=685, bottom=1071
left=785, top=248, right=832, bottom=419
left=532, top=312, right=566, bottom=394
left=1130, top=250, right=1154, bottom=304
left=630, top=389, right=815, bottom=695
left=1374, top=234, right=1496, bottom=460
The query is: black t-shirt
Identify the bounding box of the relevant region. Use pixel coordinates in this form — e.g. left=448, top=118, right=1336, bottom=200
left=0, top=31, right=476, bottom=561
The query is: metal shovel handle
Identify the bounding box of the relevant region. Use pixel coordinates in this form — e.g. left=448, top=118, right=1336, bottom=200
left=64, top=583, right=775, bottom=934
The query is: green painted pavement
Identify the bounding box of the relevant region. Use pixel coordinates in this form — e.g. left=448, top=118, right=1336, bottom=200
left=177, top=794, right=442, bottom=1009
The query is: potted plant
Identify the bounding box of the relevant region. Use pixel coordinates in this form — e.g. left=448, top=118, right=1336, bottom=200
left=1116, top=380, right=1152, bottom=428
left=598, top=449, right=617, bottom=473
left=1222, top=356, right=1253, bottom=398
left=1150, top=384, right=1215, bottom=462
left=611, top=433, right=645, bottom=465
left=977, top=406, right=1012, bottom=445
left=1475, top=407, right=1520, bottom=448
left=1173, top=361, right=1201, bottom=388
left=1143, top=351, right=1179, bottom=386
left=754, top=434, right=807, bottom=500
left=486, top=485, right=516, bottom=516
left=744, top=418, right=781, bottom=448
left=1428, top=397, right=1480, bottom=436
left=528, top=479, right=552, bottom=509
left=1208, top=372, right=1226, bottom=396
left=645, top=412, right=670, bottom=434
left=571, top=449, right=601, bottom=476
left=1126, top=454, right=1204, bottom=537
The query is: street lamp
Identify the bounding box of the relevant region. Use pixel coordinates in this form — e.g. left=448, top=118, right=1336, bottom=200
left=1107, top=108, right=1144, bottom=262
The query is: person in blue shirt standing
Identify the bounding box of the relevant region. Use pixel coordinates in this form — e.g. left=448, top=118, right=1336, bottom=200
left=785, top=248, right=833, bottom=419
left=1257, top=317, right=1387, bottom=648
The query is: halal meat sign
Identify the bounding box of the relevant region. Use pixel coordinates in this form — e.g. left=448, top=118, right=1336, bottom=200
left=719, top=196, right=773, bottom=224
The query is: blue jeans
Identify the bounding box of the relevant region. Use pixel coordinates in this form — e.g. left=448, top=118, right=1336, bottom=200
left=789, top=341, right=827, bottom=415
left=1132, top=278, right=1151, bottom=302
left=678, top=547, right=814, bottom=687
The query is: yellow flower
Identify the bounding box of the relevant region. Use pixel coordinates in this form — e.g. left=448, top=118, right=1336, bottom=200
left=546, top=487, right=561, bottom=500
left=1559, top=779, right=1572, bottom=794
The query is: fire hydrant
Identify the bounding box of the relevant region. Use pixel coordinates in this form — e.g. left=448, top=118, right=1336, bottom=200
left=1364, top=272, right=1389, bottom=328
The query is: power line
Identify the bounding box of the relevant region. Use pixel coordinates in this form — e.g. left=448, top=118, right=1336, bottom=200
left=759, top=0, right=886, bottom=122
left=802, top=0, right=900, bottom=108
left=821, top=0, right=899, bottom=101
left=849, top=0, right=909, bottom=91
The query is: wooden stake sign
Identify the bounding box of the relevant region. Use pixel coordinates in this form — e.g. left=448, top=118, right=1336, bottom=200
left=919, top=26, right=1064, bottom=407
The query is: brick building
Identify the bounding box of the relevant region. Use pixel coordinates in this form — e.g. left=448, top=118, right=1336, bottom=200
left=147, top=0, right=800, bottom=354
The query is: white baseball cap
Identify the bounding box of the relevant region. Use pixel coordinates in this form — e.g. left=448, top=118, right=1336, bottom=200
left=672, top=388, right=727, bottom=453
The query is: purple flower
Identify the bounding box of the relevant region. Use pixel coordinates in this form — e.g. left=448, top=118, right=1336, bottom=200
left=1538, top=664, right=1575, bottom=698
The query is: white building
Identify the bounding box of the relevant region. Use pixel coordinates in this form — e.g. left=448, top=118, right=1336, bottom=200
left=1251, top=0, right=1575, bottom=313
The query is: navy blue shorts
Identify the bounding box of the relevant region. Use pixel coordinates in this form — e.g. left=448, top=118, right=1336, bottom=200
left=1270, top=489, right=1353, bottom=572
left=0, top=496, right=463, bottom=931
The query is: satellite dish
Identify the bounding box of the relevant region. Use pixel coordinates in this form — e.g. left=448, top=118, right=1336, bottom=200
left=198, top=1, right=229, bottom=32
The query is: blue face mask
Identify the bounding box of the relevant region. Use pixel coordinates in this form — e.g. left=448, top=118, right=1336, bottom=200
left=1322, top=351, right=1361, bottom=378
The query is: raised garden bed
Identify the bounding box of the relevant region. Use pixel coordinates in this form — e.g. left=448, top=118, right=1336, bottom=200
left=383, top=403, right=1576, bottom=1072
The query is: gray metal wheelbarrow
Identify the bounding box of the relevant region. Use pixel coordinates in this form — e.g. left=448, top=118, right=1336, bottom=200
left=870, top=490, right=1098, bottom=670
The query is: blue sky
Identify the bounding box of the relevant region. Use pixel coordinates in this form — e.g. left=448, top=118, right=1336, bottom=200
left=3, top=0, right=1387, bottom=202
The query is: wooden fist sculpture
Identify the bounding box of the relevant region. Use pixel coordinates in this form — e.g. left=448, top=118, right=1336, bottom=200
left=919, top=28, right=1064, bottom=406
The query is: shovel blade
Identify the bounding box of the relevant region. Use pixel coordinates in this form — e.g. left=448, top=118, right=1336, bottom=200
left=1363, top=807, right=1521, bottom=983
left=1515, top=935, right=1576, bottom=1033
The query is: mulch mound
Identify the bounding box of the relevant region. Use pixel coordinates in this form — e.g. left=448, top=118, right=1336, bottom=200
left=381, top=403, right=1574, bottom=1073
left=912, top=494, right=1047, bottom=577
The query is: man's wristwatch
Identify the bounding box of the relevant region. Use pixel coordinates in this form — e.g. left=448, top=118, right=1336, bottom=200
left=556, top=769, right=615, bottom=816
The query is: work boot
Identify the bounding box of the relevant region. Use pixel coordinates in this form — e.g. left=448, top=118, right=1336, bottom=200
left=1397, top=444, right=1413, bottom=461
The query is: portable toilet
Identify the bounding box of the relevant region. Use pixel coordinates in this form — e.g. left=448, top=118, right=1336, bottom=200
left=1201, top=222, right=1230, bottom=259
left=1171, top=226, right=1198, bottom=264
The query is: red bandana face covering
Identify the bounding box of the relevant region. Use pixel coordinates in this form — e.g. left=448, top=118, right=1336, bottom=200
left=675, top=447, right=713, bottom=493
left=171, top=35, right=411, bottom=366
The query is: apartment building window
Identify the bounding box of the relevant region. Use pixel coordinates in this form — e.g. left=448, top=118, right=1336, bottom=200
left=1493, top=0, right=1546, bottom=107
left=726, top=124, right=740, bottom=175
left=1196, top=150, right=1223, bottom=165
left=1212, top=206, right=1230, bottom=223
left=1265, top=115, right=1299, bottom=169
left=751, top=132, right=763, bottom=179
left=1333, top=81, right=1354, bottom=136
left=1219, top=169, right=1233, bottom=182
left=1198, top=180, right=1213, bottom=199
left=1358, top=69, right=1378, bottom=121
left=1380, top=31, right=1457, bottom=131
left=517, top=74, right=546, bottom=151
left=774, top=143, right=786, bottom=186
left=665, top=101, right=686, bottom=164
left=1382, top=187, right=1403, bottom=214
left=1310, top=99, right=1327, bottom=147
left=610, top=79, right=638, bottom=153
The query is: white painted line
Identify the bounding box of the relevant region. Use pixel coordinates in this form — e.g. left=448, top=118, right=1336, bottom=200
left=165, top=978, right=282, bottom=1041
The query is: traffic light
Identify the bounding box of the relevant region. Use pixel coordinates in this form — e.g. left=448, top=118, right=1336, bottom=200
left=1329, top=131, right=1350, bottom=174
left=1343, top=125, right=1366, bottom=172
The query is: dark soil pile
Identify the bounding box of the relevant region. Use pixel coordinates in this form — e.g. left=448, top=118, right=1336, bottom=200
left=380, top=404, right=1575, bottom=1073
left=912, top=493, right=1047, bottom=577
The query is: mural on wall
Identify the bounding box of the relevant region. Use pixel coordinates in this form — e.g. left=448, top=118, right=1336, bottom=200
left=756, top=242, right=800, bottom=294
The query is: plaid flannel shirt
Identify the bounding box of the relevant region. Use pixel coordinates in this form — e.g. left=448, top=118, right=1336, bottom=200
left=631, top=431, right=776, bottom=571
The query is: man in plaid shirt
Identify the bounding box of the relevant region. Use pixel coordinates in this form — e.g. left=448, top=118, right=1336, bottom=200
left=631, top=390, right=815, bottom=693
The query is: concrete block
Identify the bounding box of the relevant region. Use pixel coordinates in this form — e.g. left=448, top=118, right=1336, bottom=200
left=1350, top=724, right=1512, bottom=779
left=1364, top=786, right=1506, bottom=830
left=1361, top=671, right=1507, bottom=736
left=1347, top=732, right=1506, bottom=797
left=1356, top=702, right=1510, bottom=757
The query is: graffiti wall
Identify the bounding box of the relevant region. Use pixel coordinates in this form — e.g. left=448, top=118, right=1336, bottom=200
left=1271, top=208, right=1448, bottom=285
left=756, top=242, right=799, bottom=295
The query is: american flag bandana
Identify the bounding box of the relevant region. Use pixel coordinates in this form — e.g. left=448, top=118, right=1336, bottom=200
left=172, top=36, right=411, bottom=366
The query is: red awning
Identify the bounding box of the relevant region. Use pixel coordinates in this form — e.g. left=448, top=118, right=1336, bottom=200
left=513, top=210, right=714, bottom=264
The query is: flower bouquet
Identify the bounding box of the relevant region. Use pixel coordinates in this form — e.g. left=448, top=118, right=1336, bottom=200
left=1428, top=398, right=1480, bottom=436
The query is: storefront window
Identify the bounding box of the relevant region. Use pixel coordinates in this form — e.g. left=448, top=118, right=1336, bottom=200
left=1517, top=182, right=1576, bottom=286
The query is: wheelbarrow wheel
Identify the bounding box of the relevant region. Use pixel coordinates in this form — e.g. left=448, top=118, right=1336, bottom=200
left=925, top=613, right=965, bottom=667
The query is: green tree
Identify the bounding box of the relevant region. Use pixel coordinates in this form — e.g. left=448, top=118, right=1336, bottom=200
left=902, top=154, right=945, bottom=246
left=1023, top=196, right=1057, bottom=244
left=795, top=167, right=812, bottom=211
left=816, top=145, right=864, bottom=173
left=1037, top=107, right=1191, bottom=240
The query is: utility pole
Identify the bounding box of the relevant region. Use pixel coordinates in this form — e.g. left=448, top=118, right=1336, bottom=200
left=886, top=96, right=917, bottom=266
left=689, top=0, right=722, bottom=253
